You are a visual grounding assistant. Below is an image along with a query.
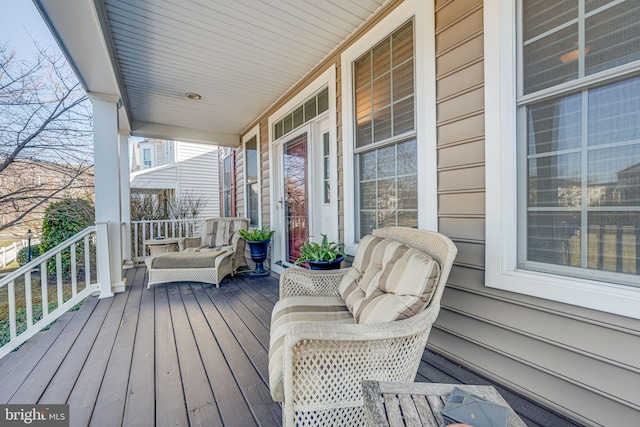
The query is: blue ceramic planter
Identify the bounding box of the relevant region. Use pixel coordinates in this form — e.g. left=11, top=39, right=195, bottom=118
left=307, top=256, right=344, bottom=270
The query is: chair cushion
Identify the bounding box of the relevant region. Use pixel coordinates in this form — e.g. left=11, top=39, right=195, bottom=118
left=149, top=251, right=226, bottom=269
left=338, top=235, right=440, bottom=324
left=268, top=296, right=355, bottom=402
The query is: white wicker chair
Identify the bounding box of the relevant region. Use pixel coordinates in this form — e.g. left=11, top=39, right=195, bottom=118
left=273, top=227, right=458, bottom=426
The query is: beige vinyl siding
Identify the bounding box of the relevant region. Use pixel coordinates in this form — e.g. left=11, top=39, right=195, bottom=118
left=431, top=1, right=640, bottom=426
left=175, top=142, right=219, bottom=218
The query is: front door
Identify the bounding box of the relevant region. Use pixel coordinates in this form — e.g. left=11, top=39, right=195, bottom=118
left=271, top=118, right=337, bottom=273
left=283, top=131, right=309, bottom=265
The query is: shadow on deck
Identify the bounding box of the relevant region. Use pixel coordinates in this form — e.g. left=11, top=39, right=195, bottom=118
left=0, top=266, right=578, bottom=427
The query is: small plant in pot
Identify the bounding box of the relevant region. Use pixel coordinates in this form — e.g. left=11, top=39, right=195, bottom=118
left=238, top=226, right=275, bottom=278
left=295, top=234, right=346, bottom=270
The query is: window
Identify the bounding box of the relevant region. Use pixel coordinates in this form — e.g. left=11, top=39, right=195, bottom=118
left=520, top=0, right=640, bottom=284
left=244, top=133, right=260, bottom=227
left=273, top=88, right=329, bottom=139
left=341, top=0, right=436, bottom=252
left=485, top=0, right=640, bottom=318
left=354, top=20, right=417, bottom=239
left=142, top=148, right=152, bottom=168
left=220, top=151, right=236, bottom=217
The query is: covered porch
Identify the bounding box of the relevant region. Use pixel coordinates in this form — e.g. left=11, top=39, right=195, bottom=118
left=0, top=267, right=576, bottom=427
left=26, top=0, right=640, bottom=425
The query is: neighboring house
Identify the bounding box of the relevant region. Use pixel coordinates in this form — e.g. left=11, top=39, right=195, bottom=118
left=35, top=0, right=640, bottom=425
left=0, top=159, right=93, bottom=232
left=129, top=138, right=220, bottom=218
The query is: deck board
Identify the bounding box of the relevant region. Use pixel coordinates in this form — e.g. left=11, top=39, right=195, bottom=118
left=0, top=266, right=580, bottom=426
left=122, top=269, right=156, bottom=427
left=38, top=296, right=114, bottom=405
left=180, top=285, right=257, bottom=427
left=194, top=284, right=281, bottom=425
left=90, top=267, right=145, bottom=427
left=66, top=274, right=131, bottom=427
left=154, top=284, right=189, bottom=427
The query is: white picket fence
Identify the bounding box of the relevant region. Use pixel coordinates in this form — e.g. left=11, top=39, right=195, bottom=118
left=131, top=219, right=202, bottom=262
left=0, top=240, right=32, bottom=269
left=0, top=224, right=110, bottom=358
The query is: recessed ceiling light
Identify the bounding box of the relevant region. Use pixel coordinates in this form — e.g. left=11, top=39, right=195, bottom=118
left=185, top=92, right=202, bottom=100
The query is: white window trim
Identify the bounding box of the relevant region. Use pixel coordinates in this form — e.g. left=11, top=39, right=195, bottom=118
left=243, top=124, right=261, bottom=228
left=484, top=0, right=640, bottom=319
left=341, top=0, right=437, bottom=255
left=139, top=143, right=156, bottom=169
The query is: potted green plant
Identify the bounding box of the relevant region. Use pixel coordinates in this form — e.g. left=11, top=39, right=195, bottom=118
left=238, top=226, right=275, bottom=277
left=295, top=234, right=346, bottom=270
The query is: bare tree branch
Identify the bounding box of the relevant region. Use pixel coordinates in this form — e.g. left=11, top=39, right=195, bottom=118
left=0, top=43, right=93, bottom=233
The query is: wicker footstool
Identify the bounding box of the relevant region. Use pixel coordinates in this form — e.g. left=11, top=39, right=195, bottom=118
left=145, top=250, right=233, bottom=289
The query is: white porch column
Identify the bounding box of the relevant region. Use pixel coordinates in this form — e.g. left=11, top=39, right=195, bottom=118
left=91, top=95, right=126, bottom=293
left=119, top=132, right=133, bottom=267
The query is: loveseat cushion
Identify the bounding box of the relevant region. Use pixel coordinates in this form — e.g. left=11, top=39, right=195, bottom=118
left=338, top=235, right=440, bottom=324
left=182, top=245, right=233, bottom=253
left=149, top=251, right=225, bottom=269
left=268, top=296, right=356, bottom=402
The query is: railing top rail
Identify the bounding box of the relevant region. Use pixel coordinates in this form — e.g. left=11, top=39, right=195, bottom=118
left=0, top=225, right=97, bottom=287
left=131, top=218, right=201, bottom=224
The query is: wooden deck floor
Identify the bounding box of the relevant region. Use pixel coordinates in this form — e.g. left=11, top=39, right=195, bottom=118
left=0, top=266, right=579, bottom=427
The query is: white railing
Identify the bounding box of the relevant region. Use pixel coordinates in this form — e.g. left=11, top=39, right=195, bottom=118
left=0, top=239, right=36, bottom=269
left=131, top=219, right=202, bottom=262
left=0, top=224, right=109, bottom=358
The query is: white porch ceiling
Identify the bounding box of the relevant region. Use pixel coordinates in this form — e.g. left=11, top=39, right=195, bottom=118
left=35, top=0, right=388, bottom=145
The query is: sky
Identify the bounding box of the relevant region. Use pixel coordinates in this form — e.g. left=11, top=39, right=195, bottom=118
left=0, top=1, right=59, bottom=59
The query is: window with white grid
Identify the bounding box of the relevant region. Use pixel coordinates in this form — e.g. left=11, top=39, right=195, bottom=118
left=518, top=0, right=640, bottom=286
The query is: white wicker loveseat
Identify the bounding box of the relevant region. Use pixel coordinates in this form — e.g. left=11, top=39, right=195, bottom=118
left=145, top=217, right=249, bottom=289
left=268, top=227, right=457, bottom=426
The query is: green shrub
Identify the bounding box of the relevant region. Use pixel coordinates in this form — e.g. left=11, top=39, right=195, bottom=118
left=41, top=198, right=95, bottom=277
left=17, top=244, right=42, bottom=266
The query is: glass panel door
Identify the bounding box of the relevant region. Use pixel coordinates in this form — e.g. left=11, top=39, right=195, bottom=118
left=283, top=132, right=309, bottom=264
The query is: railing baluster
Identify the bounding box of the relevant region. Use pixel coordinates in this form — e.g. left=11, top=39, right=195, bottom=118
left=142, top=223, right=147, bottom=256
left=56, top=252, right=63, bottom=307
left=134, top=223, right=139, bottom=261
left=41, top=262, right=48, bottom=317
left=172, top=221, right=176, bottom=238
left=85, top=235, right=91, bottom=288
left=25, top=272, right=33, bottom=328
left=8, top=280, right=16, bottom=339
left=71, top=243, right=78, bottom=296
left=164, top=221, right=168, bottom=238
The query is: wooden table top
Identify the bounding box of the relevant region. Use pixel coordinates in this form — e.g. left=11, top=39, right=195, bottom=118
left=362, top=381, right=527, bottom=427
